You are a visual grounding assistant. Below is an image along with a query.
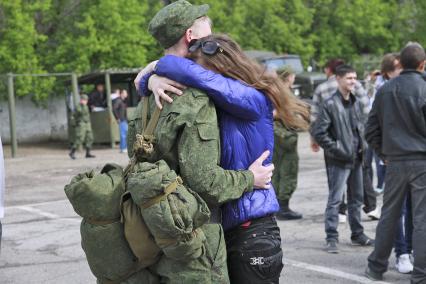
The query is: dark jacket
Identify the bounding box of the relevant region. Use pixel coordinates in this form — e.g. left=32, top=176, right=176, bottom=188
left=365, top=70, right=426, bottom=161
left=113, top=98, right=127, bottom=121
left=311, top=91, right=366, bottom=168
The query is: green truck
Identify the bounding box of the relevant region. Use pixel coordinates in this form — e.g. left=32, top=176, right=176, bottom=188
left=245, top=50, right=327, bottom=100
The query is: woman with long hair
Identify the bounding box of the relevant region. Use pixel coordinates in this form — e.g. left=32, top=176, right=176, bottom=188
left=140, top=34, right=310, bottom=283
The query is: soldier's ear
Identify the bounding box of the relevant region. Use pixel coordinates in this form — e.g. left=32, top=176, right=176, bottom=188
left=185, top=28, right=194, bottom=44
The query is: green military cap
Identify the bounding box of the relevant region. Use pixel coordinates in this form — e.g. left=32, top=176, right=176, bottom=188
left=277, top=65, right=295, bottom=78
left=80, top=94, right=89, bottom=100
left=148, top=0, right=209, bottom=49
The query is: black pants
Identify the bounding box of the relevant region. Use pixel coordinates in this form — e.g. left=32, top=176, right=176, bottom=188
left=368, top=160, right=426, bottom=284
left=225, top=216, right=283, bottom=284
left=363, top=146, right=377, bottom=213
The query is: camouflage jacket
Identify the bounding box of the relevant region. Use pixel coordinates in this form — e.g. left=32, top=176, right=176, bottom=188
left=74, top=103, right=91, bottom=124
left=128, top=88, right=254, bottom=207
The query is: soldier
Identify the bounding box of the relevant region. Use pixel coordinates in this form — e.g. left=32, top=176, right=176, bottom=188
left=69, top=94, right=95, bottom=160
left=272, top=67, right=303, bottom=220
left=130, top=1, right=273, bottom=283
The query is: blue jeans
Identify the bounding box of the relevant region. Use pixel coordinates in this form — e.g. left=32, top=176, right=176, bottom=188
left=119, top=120, right=128, bottom=151
left=394, top=192, right=413, bottom=257
left=325, top=160, right=364, bottom=242
left=374, top=152, right=386, bottom=189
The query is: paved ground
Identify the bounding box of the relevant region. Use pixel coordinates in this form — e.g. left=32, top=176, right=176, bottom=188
left=0, top=133, right=411, bottom=283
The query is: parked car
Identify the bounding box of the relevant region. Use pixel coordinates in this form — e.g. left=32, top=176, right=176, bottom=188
left=245, top=50, right=327, bottom=99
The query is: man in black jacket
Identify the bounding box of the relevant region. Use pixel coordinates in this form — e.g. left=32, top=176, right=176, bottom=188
left=311, top=65, right=374, bottom=254
left=365, top=43, right=426, bottom=283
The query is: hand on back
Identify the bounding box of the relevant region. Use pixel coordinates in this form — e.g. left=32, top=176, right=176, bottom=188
left=249, top=150, right=274, bottom=189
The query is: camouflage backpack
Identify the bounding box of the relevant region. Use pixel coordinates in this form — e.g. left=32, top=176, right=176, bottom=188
left=122, top=97, right=210, bottom=261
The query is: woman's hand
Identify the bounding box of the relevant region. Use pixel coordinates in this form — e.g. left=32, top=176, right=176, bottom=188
left=134, top=60, right=158, bottom=90
left=148, top=75, right=186, bottom=109
left=249, top=150, right=274, bottom=189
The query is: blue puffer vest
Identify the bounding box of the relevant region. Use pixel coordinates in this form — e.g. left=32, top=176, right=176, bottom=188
left=140, top=55, right=279, bottom=231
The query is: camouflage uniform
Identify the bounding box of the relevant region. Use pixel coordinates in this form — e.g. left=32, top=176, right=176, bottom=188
left=71, top=103, right=93, bottom=150
left=128, top=90, right=254, bottom=283
left=272, top=121, right=299, bottom=203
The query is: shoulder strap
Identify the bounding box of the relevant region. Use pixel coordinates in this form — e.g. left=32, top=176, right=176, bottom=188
left=141, top=97, right=162, bottom=137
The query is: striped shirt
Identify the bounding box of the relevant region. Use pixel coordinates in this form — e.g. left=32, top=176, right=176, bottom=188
left=311, top=76, right=369, bottom=123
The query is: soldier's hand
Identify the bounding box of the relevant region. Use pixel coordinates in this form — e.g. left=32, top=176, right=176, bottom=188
left=249, top=150, right=274, bottom=189
left=148, top=75, right=186, bottom=109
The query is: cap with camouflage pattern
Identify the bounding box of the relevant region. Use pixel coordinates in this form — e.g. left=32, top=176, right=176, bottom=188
left=148, top=0, right=209, bottom=49
left=80, top=94, right=89, bottom=100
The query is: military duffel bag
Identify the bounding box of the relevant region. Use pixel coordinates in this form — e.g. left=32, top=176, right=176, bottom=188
left=65, top=163, right=159, bottom=284
left=125, top=160, right=210, bottom=261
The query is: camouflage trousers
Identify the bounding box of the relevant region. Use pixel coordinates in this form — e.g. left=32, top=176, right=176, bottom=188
left=72, top=122, right=93, bottom=149
left=272, top=153, right=299, bottom=202
left=152, top=223, right=229, bottom=284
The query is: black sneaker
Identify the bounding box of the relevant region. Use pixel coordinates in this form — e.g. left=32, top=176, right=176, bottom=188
left=351, top=234, right=375, bottom=246
left=325, top=241, right=339, bottom=254
left=365, top=267, right=383, bottom=281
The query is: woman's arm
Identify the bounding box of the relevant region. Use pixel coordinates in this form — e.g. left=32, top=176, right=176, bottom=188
left=155, top=55, right=266, bottom=120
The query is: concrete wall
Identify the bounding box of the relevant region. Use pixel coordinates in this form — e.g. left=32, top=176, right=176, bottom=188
left=0, top=96, right=68, bottom=144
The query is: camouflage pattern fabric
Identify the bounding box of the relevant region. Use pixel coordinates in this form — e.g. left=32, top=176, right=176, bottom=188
left=71, top=103, right=93, bottom=149
left=152, top=223, right=229, bottom=284
left=127, top=88, right=255, bottom=283
left=64, top=163, right=124, bottom=221
left=126, top=160, right=210, bottom=261
left=148, top=0, right=209, bottom=49
left=272, top=121, right=299, bottom=202
left=65, top=164, right=159, bottom=284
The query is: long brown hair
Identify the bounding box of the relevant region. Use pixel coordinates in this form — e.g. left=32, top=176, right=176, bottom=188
left=187, top=34, right=310, bottom=130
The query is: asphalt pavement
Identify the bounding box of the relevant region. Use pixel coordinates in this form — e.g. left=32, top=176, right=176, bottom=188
left=0, top=133, right=411, bottom=283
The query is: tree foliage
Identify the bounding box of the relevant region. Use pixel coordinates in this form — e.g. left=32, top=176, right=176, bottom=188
left=0, top=0, right=423, bottom=101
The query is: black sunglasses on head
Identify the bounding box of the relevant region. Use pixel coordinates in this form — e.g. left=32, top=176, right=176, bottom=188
left=188, top=39, right=223, bottom=55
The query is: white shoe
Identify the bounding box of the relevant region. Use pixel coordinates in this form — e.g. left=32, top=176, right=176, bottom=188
left=120, top=149, right=128, bottom=153
left=395, top=254, right=413, bottom=274
left=367, top=208, right=380, bottom=220
left=338, top=214, right=346, bottom=223
left=374, top=187, right=384, bottom=195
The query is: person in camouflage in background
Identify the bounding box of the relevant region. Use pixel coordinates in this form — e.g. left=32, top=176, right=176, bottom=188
left=131, top=1, right=273, bottom=283
left=272, top=66, right=303, bottom=220
left=69, top=94, right=95, bottom=160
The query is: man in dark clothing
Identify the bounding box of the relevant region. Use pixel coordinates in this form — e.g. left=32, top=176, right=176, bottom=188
left=311, top=65, right=374, bottom=254
left=365, top=43, right=426, bottom=283
left=88, top=83, right=106, bottom=111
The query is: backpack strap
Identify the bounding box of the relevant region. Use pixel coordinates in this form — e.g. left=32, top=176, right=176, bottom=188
left=141, top=96, right=161, bottom=137
left=141, top=177, right=183, bottom=209
left=132, top=97, right=162, bottom=157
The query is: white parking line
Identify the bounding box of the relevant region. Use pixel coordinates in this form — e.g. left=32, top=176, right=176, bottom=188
left=284, top=259, right=390, bottom=284
left=6, top=199, right=69, bottom=210
left=9, top=204, right=80, bottom=224
left=15, top=206, right=61, bottom=219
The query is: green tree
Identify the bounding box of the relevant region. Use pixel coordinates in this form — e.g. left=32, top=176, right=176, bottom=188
left=0, top=0, right=54, bottom=101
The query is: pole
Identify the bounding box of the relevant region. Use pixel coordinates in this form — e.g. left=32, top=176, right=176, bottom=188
left=7, top=73, right=17, bottom=158
left=105, top=72, right=114, bottom=148
left=71, top=73, right=79, bottom=108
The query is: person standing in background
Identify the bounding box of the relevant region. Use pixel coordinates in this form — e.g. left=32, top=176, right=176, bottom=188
left=69, top=94, right=96, bottom=159
left=113, top=89, right=128, bottom=153
left=365, top=43, right=426, bottom=283
left=272, top=66, right=303, bottom=220
left=311, top=65, right=374, bottom=253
